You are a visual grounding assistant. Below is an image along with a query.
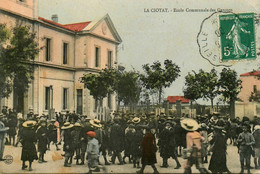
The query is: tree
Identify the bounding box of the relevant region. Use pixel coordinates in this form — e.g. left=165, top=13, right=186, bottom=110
left=81, top=68, right=117, bottom=116
left=0, top=24, right=39, bottom=108
left=140, top=59, right=180, bottom=105
left=183, top=72, right=202, bottom=114
left=197, top=69, right=219, bottom=108
left=219, top=68, right=242, bottom=119
left=183, top=69, right=219, bottom=109
left=115, top=70, right=141, bottom=111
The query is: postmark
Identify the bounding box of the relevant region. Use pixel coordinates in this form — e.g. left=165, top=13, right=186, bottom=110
left=3, top=155, right=13, bottom=165
left=197, top=11, right=259, bottom=67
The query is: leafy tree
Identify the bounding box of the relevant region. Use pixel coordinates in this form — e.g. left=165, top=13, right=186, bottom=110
left=197, top=69, right=219, bottom=108
left=183, top=69, right=219, bottom=109
left=115, top=70, right=141, bottom=111
left=0, top=24, right=39, bottom=101
left=81, top=68, right=117, bottom=114
left=219, top=68, right=242, bottom=119
left=140, top=59, right=180, bottom=105
left=183, top=72, right=202, bottom=112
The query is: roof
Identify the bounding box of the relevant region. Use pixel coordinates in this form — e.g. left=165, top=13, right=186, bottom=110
left=63, top=21, right=91, bottom=32
left=167, top=96, right=190, bottom=104
left=38, top=17, right=91, bottom=32
left=240, top=71, right=260, bottom=77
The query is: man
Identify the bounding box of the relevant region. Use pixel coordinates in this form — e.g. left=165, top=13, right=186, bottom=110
left=237, top=124, right=255, bottom=174
left=0, top=114, right=9, bottom=161
left=110, top=117, right=124, bottom=165
left=158, top=121, right=181, bottom=169
left=181, top=118, right=209, bottom=174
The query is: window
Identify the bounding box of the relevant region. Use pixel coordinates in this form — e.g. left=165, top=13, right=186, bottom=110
left=45, top=87, right=51, bottom=110
left=63, top=88, right=68, bottom=110
left=107, top=93, right=112, bottom=109
left=63, top=43, right=68, bottom=64
left=108, top=51, right=113, bottom=68
left=46, top=38, right=51, bottom=61
left=95, top=47, right=100, bottom=67
left=77, top=89, right=83, bottom=114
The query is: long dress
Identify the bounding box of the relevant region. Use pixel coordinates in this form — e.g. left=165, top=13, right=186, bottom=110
left=141, top=132, right=157, bottom=165
left=21, top=128, right=38, bottom=162
left=208, top=131, right=229, bottom=173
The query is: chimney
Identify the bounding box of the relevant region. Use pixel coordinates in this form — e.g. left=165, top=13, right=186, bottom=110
left=51, top=14, right=58, bottom=23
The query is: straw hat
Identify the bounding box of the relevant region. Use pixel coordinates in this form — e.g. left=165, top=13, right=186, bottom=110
left=89, top=119, right=102, bottom=128
left=22, top=120, right=37, bottom=128
left=74, top=122, right=82, bottom=127
left=180, top=118, right=199, bottom=131
left=86, top=131, right=96, bottom=138
left=132, top=117, right=141, bottom=124
left=61, top=122, right=74, bottom=129
left=255, top=125, right=260, bottom=130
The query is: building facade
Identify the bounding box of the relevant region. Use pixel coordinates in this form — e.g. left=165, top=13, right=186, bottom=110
left=0, top=0, right=122, bottom=119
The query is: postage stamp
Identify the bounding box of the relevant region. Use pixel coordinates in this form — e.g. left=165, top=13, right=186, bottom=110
left=219, top=13, right=256, bottom=61
left=197, top=12, right=259, bottom=67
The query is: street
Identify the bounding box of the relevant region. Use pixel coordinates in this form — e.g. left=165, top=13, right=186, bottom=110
left=0, top=142, right=259, bottom=173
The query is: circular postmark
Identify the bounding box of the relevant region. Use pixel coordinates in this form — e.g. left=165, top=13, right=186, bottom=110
left=3, top=155, right=13, bottom=165
left=197, top=11, right=259, bottom=67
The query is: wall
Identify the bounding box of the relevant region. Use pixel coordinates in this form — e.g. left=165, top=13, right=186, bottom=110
left=0, top=0, right=37, bottom=19
left=239, top=75, right=260, bottom=103
left=235, top=102, right=258, bottom=120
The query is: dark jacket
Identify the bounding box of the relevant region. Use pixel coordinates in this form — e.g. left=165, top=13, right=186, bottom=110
left=21, top=128, right=38, bottom=161
left=141, top=132, right=157, bottom=165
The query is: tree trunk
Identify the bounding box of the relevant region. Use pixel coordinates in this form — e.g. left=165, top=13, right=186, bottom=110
left=158, top=88, right=162, bottom=105
left=211, top=98, right=214, bottom=109
left=190, top=100, right=193, bottom=117
left=230, top=99, right=235, bottom=119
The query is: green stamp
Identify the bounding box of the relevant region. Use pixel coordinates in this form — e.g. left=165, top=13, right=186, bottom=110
left=219, top=13, right=256, bottom=61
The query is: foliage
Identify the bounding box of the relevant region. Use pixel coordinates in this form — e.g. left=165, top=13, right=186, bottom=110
left=140, top=59, right=180, bottom=104
left=183, top=69, right=219, bottom=108
left=219, top=68, right=241, bottom=119
left=219, top=68, right=242, bottom=102
left=0, top=24, right=39, bottom=97
left=115, top=70, right=141, bottom=106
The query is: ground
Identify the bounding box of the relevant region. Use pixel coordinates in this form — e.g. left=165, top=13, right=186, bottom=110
left=0, top=142, right=259, bottom=173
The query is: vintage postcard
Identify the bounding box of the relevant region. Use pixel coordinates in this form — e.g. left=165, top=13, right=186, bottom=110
left=0, top=0, right=260, bottom=173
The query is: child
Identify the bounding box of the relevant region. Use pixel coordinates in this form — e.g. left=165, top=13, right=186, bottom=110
left=86, top=131, right=100, bottom=173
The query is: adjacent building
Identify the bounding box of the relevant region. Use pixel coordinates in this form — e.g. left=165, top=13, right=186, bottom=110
left=0, top=0, right=122, bottom=119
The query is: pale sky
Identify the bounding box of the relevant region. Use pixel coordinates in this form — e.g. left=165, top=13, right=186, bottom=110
left=38, top=0, right=260, bottom=104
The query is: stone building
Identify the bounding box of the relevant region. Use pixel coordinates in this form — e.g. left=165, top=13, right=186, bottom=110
left=0, top=0, right=122, bottom=119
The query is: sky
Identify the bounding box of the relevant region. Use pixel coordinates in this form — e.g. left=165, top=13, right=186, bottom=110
left=38, top=0, right=260, bottom=104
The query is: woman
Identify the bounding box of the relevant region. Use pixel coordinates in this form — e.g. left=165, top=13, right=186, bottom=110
left=137, top=125, right=159, bottom=174
left=20, top=120, right=38, bottom=171
left=208, top=126, right=231, bottom=173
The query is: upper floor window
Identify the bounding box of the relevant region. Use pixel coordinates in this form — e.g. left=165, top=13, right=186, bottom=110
left=63, top=88, right=69, bottom=110
left=63, top=42, right=68, bottom=64
left=95, top=47, right=100, bottom=67
left=108, top=51, right=113, bottom=69
left=46, top=38, right=51, bottom=61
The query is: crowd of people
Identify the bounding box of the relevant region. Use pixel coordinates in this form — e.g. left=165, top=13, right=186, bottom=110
left=0, top=106, right=260, bottom=174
